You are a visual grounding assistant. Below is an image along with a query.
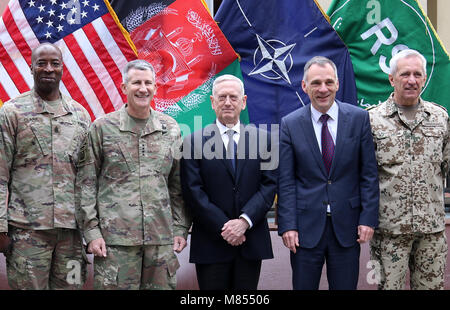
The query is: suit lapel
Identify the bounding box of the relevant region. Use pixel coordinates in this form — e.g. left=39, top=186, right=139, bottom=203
left=205, top=124, right=236, bottom=180
left=299, top=108, right=328, bottom=176
left=329, top=101, right=349, bottom=176
left=235, top=124, right=249, bottom=184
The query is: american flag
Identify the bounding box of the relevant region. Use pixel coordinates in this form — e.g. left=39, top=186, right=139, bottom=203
left=0, top=0, right=137, bottom=119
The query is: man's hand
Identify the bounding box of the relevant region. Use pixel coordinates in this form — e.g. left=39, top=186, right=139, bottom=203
left=87, top=238, right=107, bottom=257
left=282, top=230, right=299, bottom=253
left=0, top=233, right=11, bottom=253
left=173, top=236, right=187, bottom=253
left=221, top=218, right=249, bottom=246
left=228, top=235, right=246, bottom=246
left=357, top=225, right=374, bottom=244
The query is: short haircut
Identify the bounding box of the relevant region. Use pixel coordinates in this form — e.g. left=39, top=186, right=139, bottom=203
left=389, top=49, right=427, bottom=76
left=31, top=43, right=62, bottom=63
left=302, top=56, right=338, bottom=83
left=212, top=74, right=245, bottom=97
left=122, top=59, right=156, bottom=84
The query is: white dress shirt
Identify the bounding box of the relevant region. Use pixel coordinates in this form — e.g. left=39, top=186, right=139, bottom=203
left=215, top=119, right=253, bottom=229
left=216, top=119, right=240, bottom=151
left=310, top=103, right=339, bottom=213
left=311, top=102, right=339, bottom=152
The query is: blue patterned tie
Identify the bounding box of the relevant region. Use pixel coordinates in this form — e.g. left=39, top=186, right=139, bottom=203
left=226, top=129, right=237, bottom=171
left=320, top=114, right=334, bottom=174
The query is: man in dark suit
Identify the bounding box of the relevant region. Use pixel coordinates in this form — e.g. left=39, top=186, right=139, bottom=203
left=277, top=56, right=379, bottom=290
left=180, top=74, right=277, bottom=290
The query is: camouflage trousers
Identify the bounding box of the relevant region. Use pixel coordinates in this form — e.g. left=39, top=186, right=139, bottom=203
left=370, top=230, right=447, bottom=290
left=93, top=244, right=180, bottom=290
left=5, top=226, right=87, bottom=290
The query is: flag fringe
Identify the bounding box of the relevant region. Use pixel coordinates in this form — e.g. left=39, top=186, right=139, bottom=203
left=210, top=0, right=241, bottom=62
left=314, top=0, right=330, bottom=23
left=200, top=0, right=211, bottom=15
left=414, top=0, right=450, bottom=60
left=103, top=0, right=138, bottom=56
left=318, top=0, right=352, bottom=52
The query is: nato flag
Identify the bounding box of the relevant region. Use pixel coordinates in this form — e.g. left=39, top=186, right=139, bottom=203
left=215, top=0, right=358, bottom=127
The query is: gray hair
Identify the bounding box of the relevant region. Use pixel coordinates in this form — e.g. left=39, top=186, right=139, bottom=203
left=302, top=56, right=338, bottom=83
left=122, top=59, right=156, bottom=84
left=212, top=74, right=245, bottom=97
left=389, top=49, right=427, bottom=76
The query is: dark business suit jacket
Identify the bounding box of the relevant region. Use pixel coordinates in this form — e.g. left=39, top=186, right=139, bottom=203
left=180, top=123, right=277, bottom=264
left=277, top=101, right=379, bottom=248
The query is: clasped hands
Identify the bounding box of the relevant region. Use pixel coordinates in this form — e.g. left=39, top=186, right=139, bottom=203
left=221, top=218, right=249, bottom=246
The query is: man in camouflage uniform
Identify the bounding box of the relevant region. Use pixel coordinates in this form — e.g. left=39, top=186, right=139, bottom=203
left=76, top=59, right=191, bottom=290
left=0, top=43, right=91, bottom=289
left=369, top=49, right=449, bottom=290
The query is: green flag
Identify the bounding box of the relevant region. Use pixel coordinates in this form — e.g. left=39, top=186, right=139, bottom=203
left=327, top=0, right=450, bottom=110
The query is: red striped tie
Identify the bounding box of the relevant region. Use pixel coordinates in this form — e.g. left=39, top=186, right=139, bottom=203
left=320, top=114, right=334, bottom=174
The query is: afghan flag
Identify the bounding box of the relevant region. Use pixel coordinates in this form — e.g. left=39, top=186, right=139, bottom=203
left=110, top=0, right=245, bottom=135
left=327, top=0, right=450, bottom=110
left=215, top=0, right=358, bottom=127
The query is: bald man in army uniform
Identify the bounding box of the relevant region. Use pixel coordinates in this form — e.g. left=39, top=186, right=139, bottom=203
left=0, top=43, right=91, bottom=289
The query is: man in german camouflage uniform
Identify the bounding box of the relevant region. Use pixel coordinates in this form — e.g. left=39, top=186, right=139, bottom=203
left=0, top=43, right=91, bottom=289
left=369, top=49, right=449, bottom=290
left=76, top=59, right=191, bottom=290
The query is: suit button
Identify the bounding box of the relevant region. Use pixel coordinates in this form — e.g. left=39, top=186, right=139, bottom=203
left=328, top=180, right=332, bottom=184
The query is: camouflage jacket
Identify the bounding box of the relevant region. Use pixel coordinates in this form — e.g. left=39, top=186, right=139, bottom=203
left=369, top=94, right=450, bottom=234
left=76, top=105, right=191, bottom=246
left=0, top=90, right=91, bottom=232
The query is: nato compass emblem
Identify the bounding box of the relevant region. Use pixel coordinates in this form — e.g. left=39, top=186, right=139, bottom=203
left=249, top=34, right=296, bottom=84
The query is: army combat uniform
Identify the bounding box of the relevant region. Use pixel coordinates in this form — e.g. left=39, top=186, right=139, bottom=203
left=76, top=105, right=191, bottom=290
left=369, top=94, right=449, bottom=290
left=0, top=90, right=91, bottom=289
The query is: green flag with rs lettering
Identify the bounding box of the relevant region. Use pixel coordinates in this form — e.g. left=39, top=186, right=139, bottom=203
left=327, top=0, right=450, bottom=111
